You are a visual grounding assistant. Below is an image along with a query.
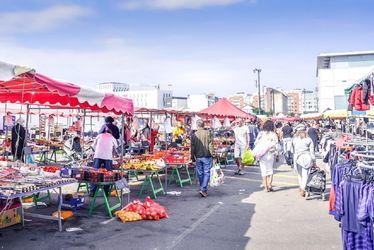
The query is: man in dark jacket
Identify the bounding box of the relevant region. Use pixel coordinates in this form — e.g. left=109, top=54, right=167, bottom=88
left=191, top=119, right=215, bottom=197
left=99, top=116, right=120, bottom=140
left=307, top=123, right=319, bottom=152
left=11, top=118, right=26, bottom=161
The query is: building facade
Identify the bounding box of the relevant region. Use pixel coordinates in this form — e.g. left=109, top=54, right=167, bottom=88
left=285, top=89, right=318, bottom=114
left=97, top=82, right=129, bottom=93
left=228, top=92, right=252, bottom=109
left=264, top=88, right=288, bottom=115
left=121, top=89, right=172, bottom=109
left=187, top=94, right=218, bottom=112
left=172, top=96, right=188, bottom=110
left=250, top=94, right=265, bottom=112
left=97, top=83, right=172, bottom=109
left=301, top=89, right=318, bottom=113
left=285, top=91, right=301, bottom=114
left=317, top=51, right=374, bottom=112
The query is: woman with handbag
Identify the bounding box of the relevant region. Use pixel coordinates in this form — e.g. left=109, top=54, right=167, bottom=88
left=253, top=120, right=279, bottom=192
left=292, top=124, right=315, bottom=197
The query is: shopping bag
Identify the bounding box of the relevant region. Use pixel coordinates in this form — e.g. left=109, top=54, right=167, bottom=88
left=252, top=140, right=274, bottom=160
left=209, top=164, right=224, bottom=187
left=241, top=149, right=255, bottom=165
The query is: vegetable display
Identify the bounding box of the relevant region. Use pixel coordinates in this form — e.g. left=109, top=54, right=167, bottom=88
left=115, top=197, right=168, bottom=223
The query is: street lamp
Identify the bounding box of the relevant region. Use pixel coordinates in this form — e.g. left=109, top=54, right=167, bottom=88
left=253, top=68, right=262, bottom=115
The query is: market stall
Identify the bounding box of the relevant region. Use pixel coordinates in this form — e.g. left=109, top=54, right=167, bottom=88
left=199, top=98, right=255, bottom=120
left=0, top=61, right=134, bottom=228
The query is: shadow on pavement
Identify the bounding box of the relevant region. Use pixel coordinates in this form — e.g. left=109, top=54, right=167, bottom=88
left=1, top=165, right=258, bottom=250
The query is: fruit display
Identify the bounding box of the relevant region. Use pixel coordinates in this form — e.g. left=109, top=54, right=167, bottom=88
left=74, top=168, right=122, bottom=183
left=165, top=151, right=191, bottom=164
left=43, top=166, right=60, bottom=173
left=115, top=211, right=143, bottom=222
left=121, top=159, right=163, bottom=171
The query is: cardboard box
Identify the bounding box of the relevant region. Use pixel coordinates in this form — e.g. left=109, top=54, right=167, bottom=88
left=0, top=206, right=21, bottom=229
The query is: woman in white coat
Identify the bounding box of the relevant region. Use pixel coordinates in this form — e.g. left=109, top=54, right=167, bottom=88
left=254, top=120, right=279, bottom=192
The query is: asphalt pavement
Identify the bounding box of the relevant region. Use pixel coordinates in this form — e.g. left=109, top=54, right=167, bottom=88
left=0, top=160, right=341, bottom=250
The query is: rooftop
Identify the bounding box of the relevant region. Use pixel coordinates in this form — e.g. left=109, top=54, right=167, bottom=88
left=318, top=50, right=374, bottom=57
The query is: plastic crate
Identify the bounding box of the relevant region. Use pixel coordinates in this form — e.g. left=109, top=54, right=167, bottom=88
left=60, top=194, right=85, bottom=211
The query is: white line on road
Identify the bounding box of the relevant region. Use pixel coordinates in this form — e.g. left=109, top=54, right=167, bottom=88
left=225, top=176, right=299, bottom=187
left=101, top=217, right=117, bottom=225
left=167, top=202, right=222, bottom=250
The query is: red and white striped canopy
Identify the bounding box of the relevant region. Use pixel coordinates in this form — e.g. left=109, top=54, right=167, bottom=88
left=0, top=61, right=134, bottom=116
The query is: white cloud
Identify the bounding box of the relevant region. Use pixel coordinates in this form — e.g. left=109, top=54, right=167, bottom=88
left=120, top=0, right=252, bottom=10
left=0, top=5, right=92, bottom=33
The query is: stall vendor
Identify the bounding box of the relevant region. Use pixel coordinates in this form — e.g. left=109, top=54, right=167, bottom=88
left=150, top=124, right=160, bottom=153
left=99, top=116, right=120, bottom=140
left=11, top=118, right=26, bottom=161
left=90, top=125, right=118, bottom=197
left=173, top=121, right=185, bottom=144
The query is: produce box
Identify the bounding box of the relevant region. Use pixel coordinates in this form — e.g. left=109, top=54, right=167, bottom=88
left=61, top=193, right=85, bottom=211
left=0, top=205, right=21, bottom=229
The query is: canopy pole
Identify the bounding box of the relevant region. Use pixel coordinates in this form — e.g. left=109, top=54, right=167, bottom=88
left=90, top=116, right=93, bottom=138
left=120, top=113, right=125, bottom=209
left=3, top=102, right=8, bottom=158
left=23, top=104, right=30, bottom=163
left=82, top=110, right=86, bottom=159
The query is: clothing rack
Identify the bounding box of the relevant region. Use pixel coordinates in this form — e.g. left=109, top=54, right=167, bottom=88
left=350, top=151, right=374, bottom=160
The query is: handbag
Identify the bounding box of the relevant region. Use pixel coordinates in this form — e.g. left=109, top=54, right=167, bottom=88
left=295, top=152, right=313, bottom=169
left=252, top=140, right=275, bottom=160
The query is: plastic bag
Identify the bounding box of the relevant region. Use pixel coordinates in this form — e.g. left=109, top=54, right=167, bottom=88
left=124, top=197, right=168, bottom=220
left=209, top=164, right=224, bottom=187
left=143, top=197, right=168, bottom=220
left=241, top=149, right=255, bottom=165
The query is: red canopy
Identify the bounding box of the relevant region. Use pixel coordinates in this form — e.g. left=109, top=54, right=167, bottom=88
left=0, top=61, right=134, bottom=116
left=199, top=98, right=255, bottom=119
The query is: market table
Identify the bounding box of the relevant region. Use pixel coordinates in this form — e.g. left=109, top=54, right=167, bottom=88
left=137, top=168, right=166, bottom=199
left=78, top=180, right=122, bottom=218
left=166, top=161, right=193, bottom=188
left=0, top=180, right=76, bottom=232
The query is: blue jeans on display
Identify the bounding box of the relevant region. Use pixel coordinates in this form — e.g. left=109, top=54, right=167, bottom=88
left=90, top=158, right=113, bottom=194
left=195, top=157, right=213, bottom=192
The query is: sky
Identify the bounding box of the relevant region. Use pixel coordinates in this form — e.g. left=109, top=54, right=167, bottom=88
left=0, top=0, right=373, bottom=97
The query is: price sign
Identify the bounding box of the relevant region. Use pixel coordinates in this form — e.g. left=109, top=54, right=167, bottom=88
left=115, top=178, right=129, bottom=190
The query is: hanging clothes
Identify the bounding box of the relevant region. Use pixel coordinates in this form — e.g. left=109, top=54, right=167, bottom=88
left=330, top=161, right=374, bottom=250
left=349, top=86, right=371, bottom=111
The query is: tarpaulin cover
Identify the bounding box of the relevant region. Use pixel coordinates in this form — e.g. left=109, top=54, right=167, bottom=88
left=199, top=98, right=254, bottom=119
left=0, top=61, right=134, bottom=116
left=323, top=109, right=348, bottom=119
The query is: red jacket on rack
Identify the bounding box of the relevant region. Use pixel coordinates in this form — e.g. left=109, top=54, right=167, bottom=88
left=349, top=87, right=371, bottom=111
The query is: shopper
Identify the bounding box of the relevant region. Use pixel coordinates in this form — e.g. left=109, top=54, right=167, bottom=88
left=254, top=120, right=279, bottom=192
left=281, top=122, right=293, bottom=165
left=11, top=118, right=26, bottom=161
left=99, top=116, right=120, bottom=140
left=292, top=124, right=315, bottom=197
left=90, top=125, right=118, bottom=197
left=248, top=121, right=259, bottom=150
left=232, top=119, right=250, bottom=175
left=191, top=119, right=215, bottom=197
left=307, top=123, right=319, bottom=152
